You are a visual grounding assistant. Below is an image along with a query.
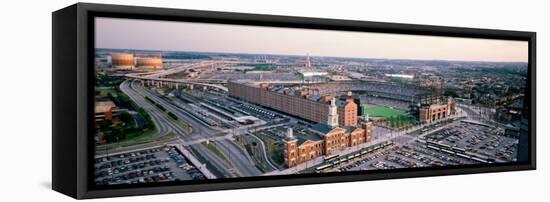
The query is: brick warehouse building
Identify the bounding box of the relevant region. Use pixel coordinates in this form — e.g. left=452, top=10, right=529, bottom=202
left=227, top=81, right=371, bottom=167
left=228, top=81, right=358, bottom=126
left=282, top=123, right=372, bottom=167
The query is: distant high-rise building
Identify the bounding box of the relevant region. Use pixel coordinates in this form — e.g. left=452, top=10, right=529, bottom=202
left=305, top=54, right=311, bottom=68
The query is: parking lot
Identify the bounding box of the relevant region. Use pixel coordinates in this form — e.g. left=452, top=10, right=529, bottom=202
left=424, top=121, right=518, bottom=162
left=324, top=121, right=519, bottom=172
left=332, top=143, right=474, bottom=172
left=94, top=146, right=206, bottom=186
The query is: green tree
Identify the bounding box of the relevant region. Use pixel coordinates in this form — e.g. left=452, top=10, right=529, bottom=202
left=444, top=89, right=459, bottom=98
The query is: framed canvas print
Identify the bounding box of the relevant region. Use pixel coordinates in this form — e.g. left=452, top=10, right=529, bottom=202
left=52, top=3, right=536, bottom=199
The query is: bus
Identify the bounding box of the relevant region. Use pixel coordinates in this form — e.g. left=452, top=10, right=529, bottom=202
left=315, top=164, right=331, bottom=173
left=451, top=147, right=466, bottom=153
left=324, top=154, right=339, bottom=162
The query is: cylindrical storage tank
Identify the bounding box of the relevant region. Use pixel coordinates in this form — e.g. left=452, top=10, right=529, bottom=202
left=136, top=57, right=163, bottom=69
left=110, top=53, right=134, bottom=69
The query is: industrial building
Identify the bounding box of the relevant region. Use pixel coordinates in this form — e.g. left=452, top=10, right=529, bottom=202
left=94, top=100, right=120, bottom=122
left=110, top=53, right=135, bottom=69
left=282, top=122, right=372, bottom=167
left=227, top=81, right=358, bottom=127
left=136, top=57, right=163, bottom=69
left=110, top=52, right=163, bottom=69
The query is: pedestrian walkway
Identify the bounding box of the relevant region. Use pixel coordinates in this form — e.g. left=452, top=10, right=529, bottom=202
left=169, top=141, right=218, bottom=179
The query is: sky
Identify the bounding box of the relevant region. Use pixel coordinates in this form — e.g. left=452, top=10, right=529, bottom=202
left=95, top=17, right=528, bottom=62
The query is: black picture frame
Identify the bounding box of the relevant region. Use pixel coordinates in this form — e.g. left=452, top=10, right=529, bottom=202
left=52, top=3, right=536, bottom=199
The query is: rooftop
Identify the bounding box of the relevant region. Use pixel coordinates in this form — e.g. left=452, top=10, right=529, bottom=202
left=295, top=131, right=323, bottom=144
left=95, top=101, right=116, bottom=113
left=310, top=123, right=335, bottom=135
left=230, top=80, right=356, bottom=107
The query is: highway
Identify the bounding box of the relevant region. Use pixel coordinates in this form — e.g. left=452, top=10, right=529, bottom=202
left=129, top=79, right=263, bottom=177
left=126, top=80, right=236, bottom=178
left=94, top=80, right=173, bottom=155
left=166, top=86, right=265, bottom=175
left=125, top=61, right=228, bottom=91
left=120, top=80, right=171, bottom=136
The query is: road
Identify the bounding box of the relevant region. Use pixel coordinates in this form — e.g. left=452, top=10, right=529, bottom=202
left=120, top=80, right=171, bottom=136
left=248, top=133, right=279, bottom=170
left=128, top=80, right=236, bottom=177
left=94, top=80, right=173, bottom=155
left=125, top=61, right=228, bottom=91
left=130, top=80, right=262, bottom=177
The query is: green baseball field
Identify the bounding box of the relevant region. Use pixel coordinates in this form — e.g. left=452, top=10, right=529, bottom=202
left=362, top=104, right=407, bottom=117
left=362, top=104, right=412, bottom=128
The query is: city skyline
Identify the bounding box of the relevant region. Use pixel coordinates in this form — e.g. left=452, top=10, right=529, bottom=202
left=92, top=16, right=528, bottom=186
left=96, top=17, right=528, bottom=63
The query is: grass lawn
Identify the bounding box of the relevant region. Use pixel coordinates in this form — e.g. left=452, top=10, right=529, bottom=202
left=385, top=115, right=413, bottom=129
left=254, top=132, right=284, bottom=166
left=96, top=87, right=118, bottom=97
left=362, top=104, right=407, bottom=117
left=96, top=131, right=175, bottom=151
left=120, top=129, right=160, bottom=146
